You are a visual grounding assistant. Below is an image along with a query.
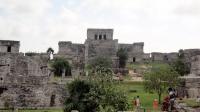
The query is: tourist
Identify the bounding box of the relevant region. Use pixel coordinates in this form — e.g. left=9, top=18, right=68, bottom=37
left=168, top=88, right=176, bottom=111
left=161, top=96, right=170, bottom=111
left=153, top=99, right=158, bottom=110
left=135, top=96, right=140, bottom=111
left=132, top=97, right=136, bottom=110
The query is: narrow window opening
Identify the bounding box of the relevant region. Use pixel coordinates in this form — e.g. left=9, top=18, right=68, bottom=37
left=7, top=46, right=11, bottom=52
left=99, top=35, right=102, bottom=40
left=133, top=57, right=136, bottom=62
left=104, top=34, right=106, bottom=40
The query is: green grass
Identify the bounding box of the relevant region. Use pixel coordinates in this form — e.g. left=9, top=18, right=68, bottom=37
left=115, top=81, right=166, bottom=111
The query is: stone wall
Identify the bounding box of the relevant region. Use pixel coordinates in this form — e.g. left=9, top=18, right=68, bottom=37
left=183, top=49, right=200, bottom=65
left=58, top=41, right=85, bottom=76
left=151, top=52, right=165, bottom=61
left=179, top=54, right=200, bottom=98
left=190, top=55, right=200, bottom=76
left=0, top=40, right=20, bottom=53
left=58, top=29, right=145, bottom=69
left=166, top=52, right=178, bottom=62
left=118, top=42, right=144, bottom=62
left=85, top=39, right=118, bottom=62
left=143, top=53, right=151, bottom=61
left=184, top=77, right=200, bottom=98
left=0, top=53, right=66, bottom=108
left=87, top=28, right=113, bottom=40
left=0, top=83, right=66, bottom=108
left=151, top=52, right=178, bottom=62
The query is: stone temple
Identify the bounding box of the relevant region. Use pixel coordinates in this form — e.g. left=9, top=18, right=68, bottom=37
left=57, top=28, right=146, bottom=76
left=0, top=28, right=199, bottom=108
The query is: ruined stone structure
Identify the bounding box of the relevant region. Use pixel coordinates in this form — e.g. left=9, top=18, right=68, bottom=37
left=150, top=52, right=178, bottom=62
left=0, top=40, right=19, bottom=53
left=1, top=29, right=200, bottom=108
left=58, top=28, right=144, bottom=72
left=0, top=40, right=66, bottom=108
left=178, top=50, right=200, bottom=98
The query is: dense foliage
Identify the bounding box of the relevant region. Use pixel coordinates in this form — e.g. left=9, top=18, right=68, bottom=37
left=143, top=63, right=180, bottom=104
left=51, top=57, right=71, bottom=76
left=88, top=57, right=112, bottom=69
left=64, top=79, right=128, bottom=112
left=64, top=57, right=128, bottom=112
left=87, top=57, right=113, bottom=76
left=117, top=48, right=128, bottom=68
left=172, top=49, right=190, bottom=76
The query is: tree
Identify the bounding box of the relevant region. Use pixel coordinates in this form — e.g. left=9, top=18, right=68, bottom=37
left=64, top=78, right=129, bottom=112
left=47, top=47, right=54, bottom=60
left=117, top=48, right=128, bottom=68
left=64, top=56, right=128, bottom=111
left=143, top=63, right=179, bottom=104
left=51, top=57, right=71, bottom=76
left=88, top=57, right=112, bottom=69
left=87, top=57, right=113, bottom=76
left=64, top=79, right=93, bottom=112
left=172, top=49, right=190, bottom=76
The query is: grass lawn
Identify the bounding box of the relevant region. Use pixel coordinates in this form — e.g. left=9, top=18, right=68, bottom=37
left=116, top=81, right=167, bottom=111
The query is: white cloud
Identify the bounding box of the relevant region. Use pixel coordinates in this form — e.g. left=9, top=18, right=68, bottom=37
left=0, top=0, right=200, bottom=53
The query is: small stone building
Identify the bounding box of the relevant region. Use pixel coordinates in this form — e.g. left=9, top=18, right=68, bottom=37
left=0, top=40, right=20, bottom=53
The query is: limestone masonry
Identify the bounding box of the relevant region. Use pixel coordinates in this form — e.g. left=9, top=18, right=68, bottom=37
left=0, top=28, right=199, bottom=108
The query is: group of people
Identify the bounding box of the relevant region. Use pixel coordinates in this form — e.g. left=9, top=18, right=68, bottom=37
left=132, top=88, right=177, bottom=112
left=161, top=88, right=177, bottom=112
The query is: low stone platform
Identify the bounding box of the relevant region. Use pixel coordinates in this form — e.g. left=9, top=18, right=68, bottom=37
left=181, top=75, right=200, bottom=98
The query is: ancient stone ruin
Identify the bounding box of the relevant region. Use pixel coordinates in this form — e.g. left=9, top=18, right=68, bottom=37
left=0, top=28, right=199, bottom=108
left=0, top=41, right=66, bottom=108
left=178, top=49, right=200, bottom=98
left=57, top=28, right=179, bottom=75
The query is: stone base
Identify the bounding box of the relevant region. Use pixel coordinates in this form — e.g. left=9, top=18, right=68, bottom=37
left=183, top=76, right=200, bottom=98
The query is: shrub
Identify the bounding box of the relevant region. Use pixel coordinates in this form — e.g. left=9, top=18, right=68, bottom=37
left=50, top=57, right=71, bottom=76
left=64, top=79, right=129, bottom=112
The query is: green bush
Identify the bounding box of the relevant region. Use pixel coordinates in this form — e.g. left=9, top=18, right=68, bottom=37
left=50, top=57, right=71, bottom=76
left=64, top=79, right=129, bottom=112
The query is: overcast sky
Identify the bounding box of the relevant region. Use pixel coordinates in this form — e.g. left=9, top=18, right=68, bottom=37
left=0, top=0, right=200, bottom=53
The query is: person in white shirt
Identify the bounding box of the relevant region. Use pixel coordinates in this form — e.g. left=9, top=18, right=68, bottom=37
left=135, top=96, right=140, bottom=112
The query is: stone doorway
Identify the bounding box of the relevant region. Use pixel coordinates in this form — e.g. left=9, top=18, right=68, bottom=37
left=50, top=94, right=56, bottom=107
left=7, top=46, right=11, bottom=52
